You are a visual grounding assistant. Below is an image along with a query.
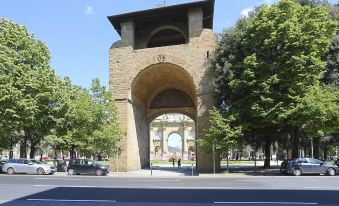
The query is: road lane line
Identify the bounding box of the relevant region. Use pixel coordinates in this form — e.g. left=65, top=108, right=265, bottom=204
left=214, top=202, right=318, bottom=205
left=27, top=199, right=116, bottom=203
left=35, top=178, right=82, bottom=181
left=128, top=179, right=182, bottom=182
left=34, top=185, right=97, bottom=188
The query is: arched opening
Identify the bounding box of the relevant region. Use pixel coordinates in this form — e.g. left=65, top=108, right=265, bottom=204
left=149, top=113, right=196, bottom=168
left=147, top=29, right=186, bottom=48
left=131, top=63, right=197, bottom=169
left=168, top=133, right=182, bottom=156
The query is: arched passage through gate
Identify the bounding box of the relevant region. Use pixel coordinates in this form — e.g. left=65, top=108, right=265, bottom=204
left=149, top=113, right=196, bottom=163
left=131, top=63, right=197, bottom=168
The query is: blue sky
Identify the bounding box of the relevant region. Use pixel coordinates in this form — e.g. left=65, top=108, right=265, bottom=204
left=168, top=133, right=182, bottom=150
left=0, top=0, right=337, bottom=88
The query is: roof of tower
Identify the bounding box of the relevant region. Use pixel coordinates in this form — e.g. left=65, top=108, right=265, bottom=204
left=107, top=0, right=215, bottom=36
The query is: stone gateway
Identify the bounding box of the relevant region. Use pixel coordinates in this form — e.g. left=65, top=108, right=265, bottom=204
left=107, top=0, right=218, bottom=173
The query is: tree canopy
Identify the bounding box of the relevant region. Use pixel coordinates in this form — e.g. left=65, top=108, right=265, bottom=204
left=207, top=0, right=338, bottom=167
left=0, top=19, right=124, bottom=160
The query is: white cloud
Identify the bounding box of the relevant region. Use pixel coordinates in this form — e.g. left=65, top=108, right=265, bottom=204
left=241, top=8, right=254, bottom=18
left=85, top=6, right=93, bottom=15
left=263, top=0, right=272, bottom=5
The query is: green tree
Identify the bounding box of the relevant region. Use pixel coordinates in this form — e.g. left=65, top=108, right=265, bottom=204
left=85, top=78, right=123, bottom=159
left=209, top=0, right=338, bottom=168
left=241, top=0, right=337, bottom=160
left=0, top=19, right=60, bottom=158
left=45, top=78, right=123, bottom=160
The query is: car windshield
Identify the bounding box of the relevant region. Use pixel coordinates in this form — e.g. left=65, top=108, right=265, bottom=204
left=31, top=160, right=43, bottom=164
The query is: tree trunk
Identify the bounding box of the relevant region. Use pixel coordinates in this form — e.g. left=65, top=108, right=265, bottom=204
left=29, top=146, right=36, bottom=159
left=263, top=136, right=271, bottom=169
left=19, top=137, right=27, bottom=158
left=29, top=140, right=38, bottom=159
left=70, top=145, right=75, bottom=159
left=313, top=137, right=320, bottom=159
left=9, top=150, right=13, bottom=159
left=291, top=126, right=299, bottom=158
left=323, top=144, right=328, bottom=161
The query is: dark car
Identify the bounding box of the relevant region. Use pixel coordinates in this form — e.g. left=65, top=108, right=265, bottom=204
left=280, top=158, right=338, bottom=176
left=67, top=159, right=109, bottom=176
left=335, top=159, right=339, bottom=167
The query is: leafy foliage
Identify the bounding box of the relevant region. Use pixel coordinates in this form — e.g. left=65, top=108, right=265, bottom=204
left=0, top=19, right=124, bottom=159
left=208, top=0, right=338, bottom=165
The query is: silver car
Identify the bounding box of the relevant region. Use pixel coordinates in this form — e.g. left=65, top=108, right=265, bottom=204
left=2, top=158, right=55, bottom=175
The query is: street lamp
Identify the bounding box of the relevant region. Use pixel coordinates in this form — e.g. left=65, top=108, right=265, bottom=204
left=212, top=138, right=216, bottom=174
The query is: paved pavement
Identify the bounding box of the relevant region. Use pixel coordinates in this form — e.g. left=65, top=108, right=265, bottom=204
left=107, top=165, right=196, bottom=176
left=0, top=173, right=339, bottom=205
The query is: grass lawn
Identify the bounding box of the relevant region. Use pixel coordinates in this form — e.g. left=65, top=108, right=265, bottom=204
left=220, top=160, right=266, bottom=165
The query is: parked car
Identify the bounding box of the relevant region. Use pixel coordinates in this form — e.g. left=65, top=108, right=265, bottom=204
left=2, top=158, right=55, bottom=175
left=280, top=158, right=338, bottom=176
left=67, top=159, right=109, bottom=176
left=30, top=159, right=56, bottom=173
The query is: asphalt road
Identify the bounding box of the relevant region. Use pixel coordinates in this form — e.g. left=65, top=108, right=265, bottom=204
left=0, top=174, right=339, bottom=205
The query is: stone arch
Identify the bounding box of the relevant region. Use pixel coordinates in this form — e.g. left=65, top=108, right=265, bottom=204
left=131, top=62, right=197, bottom=122
left=146, top=25, right=187, bottom=48
left=131, top=54, right=195, bottom=83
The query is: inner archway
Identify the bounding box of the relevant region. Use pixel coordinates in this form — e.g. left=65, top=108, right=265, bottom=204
left=149, top=113, right=196, bottom=166
left=168, top=133, right=182, bottom=155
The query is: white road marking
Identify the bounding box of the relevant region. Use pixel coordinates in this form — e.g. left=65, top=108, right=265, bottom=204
left=157, top=186, right=232, bottom=189
left=214, top=202, right=318, bottom=205
left=33, top=184, right=231, bottom=189
left=27, top=199, right=116, bottom=203
left=35, top=178, right=82, bottom=181
left=128, top=179, right=182, bottom=182
left=34, top=185, right=97, bottom=188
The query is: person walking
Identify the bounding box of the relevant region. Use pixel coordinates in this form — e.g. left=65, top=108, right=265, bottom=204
left=177, top=158, right=181, bottom=168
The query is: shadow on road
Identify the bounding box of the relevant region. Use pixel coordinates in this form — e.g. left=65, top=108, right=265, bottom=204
left=2, top=187, right=339, bottom=205
left=146, top=165, right=197, bottom=176
left=223, top=165, right=282, bottom=176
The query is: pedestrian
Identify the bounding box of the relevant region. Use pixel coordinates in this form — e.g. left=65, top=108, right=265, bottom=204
left=172, top=157, right=175, bottom=167
left=178, top=158, right=181, bottom=168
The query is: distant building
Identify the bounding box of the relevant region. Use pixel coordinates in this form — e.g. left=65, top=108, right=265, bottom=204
left=150, top=113, right=195, bottom=160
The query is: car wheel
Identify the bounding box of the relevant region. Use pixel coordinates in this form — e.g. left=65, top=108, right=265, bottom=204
left=293, top=168, right=302, bottom=176
left=7, top=168, right=15, bottom=175
left=327, top=168, right=336, bottom=176
left=37, top=168, right=45, bottom=175
left=68, top=169, right=75, bottom=175
left=95, top=169, right=103, bottom=176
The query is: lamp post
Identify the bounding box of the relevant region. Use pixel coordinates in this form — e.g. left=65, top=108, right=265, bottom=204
left=212, top=138, right=216, bottom=174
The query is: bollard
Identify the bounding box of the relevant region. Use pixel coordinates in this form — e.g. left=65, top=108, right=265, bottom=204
left=191, top=163, right=194, bottom=176
left=150, top=163, right=153, bottom=176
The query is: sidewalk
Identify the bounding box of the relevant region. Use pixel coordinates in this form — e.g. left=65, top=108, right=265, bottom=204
left=107, top=166, right=196, bottom=177
left=50, top=161, right=283, bottom=177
